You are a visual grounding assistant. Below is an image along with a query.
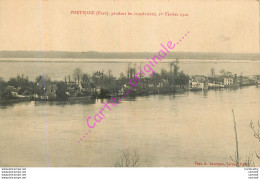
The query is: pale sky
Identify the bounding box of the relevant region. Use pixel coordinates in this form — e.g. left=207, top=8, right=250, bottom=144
left=0, top=0, right=259, bottom=53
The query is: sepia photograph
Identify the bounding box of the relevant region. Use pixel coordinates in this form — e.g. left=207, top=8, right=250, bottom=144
left=0, top=53, right=259, bottom=167
left=0, top=0, right=260, bottom=178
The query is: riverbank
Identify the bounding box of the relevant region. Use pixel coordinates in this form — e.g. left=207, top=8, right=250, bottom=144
left=0, top=84, right=258, bottom=104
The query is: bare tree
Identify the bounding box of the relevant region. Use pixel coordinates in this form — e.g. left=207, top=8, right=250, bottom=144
left=250, top=120, right=260, bottom=142
left=127, top=63, right=131, bottom=79
left=210, top=67, right=215, bottom=77
left=220, top=69, right=226, bottom=76
left=108, top=69, right=112, bottom=79
left=243, top=154, right=255, bottom=167
left=230, top=109, right=241, bottom=167
left=73, top=68, right=83, bottom=85
left=256, top=152, right=260, bottom=160
left=139, top=62, right=143, bottom=78
left=230, top=110, right=255, bottom=167
left=68, top=75, right=71, bottom=83
left=250, top=120, right=260, bottom=159
left=169, top=59, right=179, bottom=92
left=82, top=73, right=90, bottom=83
left=114, top=148, right=140, bottom=167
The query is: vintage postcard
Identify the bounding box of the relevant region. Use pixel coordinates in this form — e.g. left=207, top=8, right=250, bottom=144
left=0, top=0, right=259, bottom=169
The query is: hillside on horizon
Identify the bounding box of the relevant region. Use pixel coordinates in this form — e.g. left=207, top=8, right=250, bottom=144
left=0, top=51, right=260, bottom=60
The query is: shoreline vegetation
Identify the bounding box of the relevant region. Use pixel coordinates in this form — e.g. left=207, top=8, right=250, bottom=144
left=0, top=60, right=259, bottom=104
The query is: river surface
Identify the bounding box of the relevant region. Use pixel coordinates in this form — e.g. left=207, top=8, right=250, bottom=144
left=0, top=85, right=259, bottom=167
left=0, top=59, right=259, bottom=80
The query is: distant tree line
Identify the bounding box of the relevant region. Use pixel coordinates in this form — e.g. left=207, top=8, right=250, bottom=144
left=0, top=61, right=256, bottom=100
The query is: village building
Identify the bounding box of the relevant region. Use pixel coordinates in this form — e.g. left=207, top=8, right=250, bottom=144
left=190, top=75, right=208, bottom=90
left=224, top=77, right=233, bottom=86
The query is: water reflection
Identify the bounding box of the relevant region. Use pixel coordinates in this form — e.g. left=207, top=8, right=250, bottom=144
left=0, top=101, right=31, bottom=109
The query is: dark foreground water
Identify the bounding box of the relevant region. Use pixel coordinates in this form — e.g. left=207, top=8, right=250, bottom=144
left=0, top=86, right=259, bottom=167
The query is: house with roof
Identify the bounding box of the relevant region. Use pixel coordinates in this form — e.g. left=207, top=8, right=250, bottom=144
left=34, top=79, right=57, bottom=100
left=224, top=77, right=233, bottom=86
left=189, top=75, right=208, bottom=90
left=5, top=86, right=20, bottom=97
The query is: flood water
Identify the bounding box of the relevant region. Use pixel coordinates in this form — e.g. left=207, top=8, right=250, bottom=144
left=0, top=59, right=259, bottom=81
left=0, top=85, right=259, bottom=167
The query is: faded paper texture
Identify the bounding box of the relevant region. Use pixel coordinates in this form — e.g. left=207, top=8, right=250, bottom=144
left=0, top=0, right=259, bottom=167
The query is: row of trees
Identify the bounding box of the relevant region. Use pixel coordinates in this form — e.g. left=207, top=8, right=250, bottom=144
left=64, top=60, right=190, bottom=93
left=6, top=61, right=253, bottom=99
left=0, top=75, right=35, bottom=99
left=0, top=60, right=191, bottom=99
left=1, top=61, right=257, bottom=100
